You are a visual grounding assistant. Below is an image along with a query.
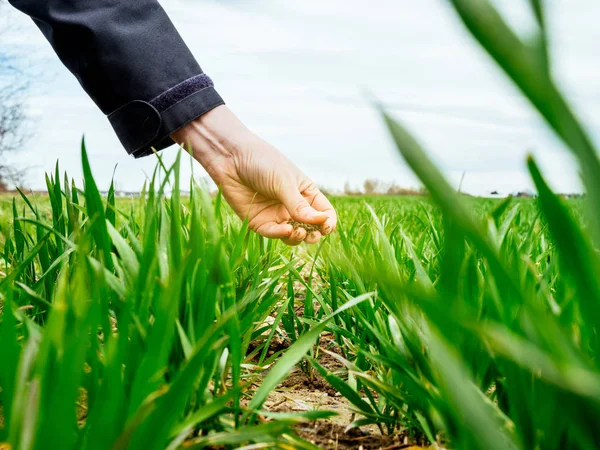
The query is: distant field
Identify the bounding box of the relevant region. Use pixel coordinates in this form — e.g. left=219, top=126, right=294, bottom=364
left=0, top=189, right=541, bottom=226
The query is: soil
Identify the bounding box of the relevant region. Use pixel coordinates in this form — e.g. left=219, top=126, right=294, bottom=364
left=294, top=421, right=419, bottom=450
left=247, top=281, right=418, bottom=450
left=260, top=363, right=421, bottom=450
left=279, top=371, right=339, bottom=397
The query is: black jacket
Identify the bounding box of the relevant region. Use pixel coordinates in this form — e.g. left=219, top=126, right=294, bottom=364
left=8, top=0, right=225, bottom=157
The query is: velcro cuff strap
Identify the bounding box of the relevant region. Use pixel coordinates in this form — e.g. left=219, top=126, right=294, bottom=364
left=150, top=74, right=214, bottom=112
left=108, top=100, right=162, bottom=155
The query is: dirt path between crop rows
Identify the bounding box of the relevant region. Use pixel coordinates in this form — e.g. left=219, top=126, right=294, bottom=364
left=264, top=364, right=419, bottom=449
left=260, top=252, right=426, bottom=449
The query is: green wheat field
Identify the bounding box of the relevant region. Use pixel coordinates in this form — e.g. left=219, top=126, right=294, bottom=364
left=3, top=1, right=600, bottom=449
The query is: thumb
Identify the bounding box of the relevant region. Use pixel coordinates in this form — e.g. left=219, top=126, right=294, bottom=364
left=281, top=185, right=328, bottom=225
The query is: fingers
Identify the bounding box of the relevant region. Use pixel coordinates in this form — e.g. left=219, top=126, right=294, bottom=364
left=250, top=182, right=337, bottom=245
left=281, top=226, right=308, bottom=246
left=254, top=221, right=318, bottom=246
left=310, top=191, right=337, bottom=235
left=255, top=223, right=324, bottom=246
left=255, top=221, right=294, bottom=239
left=304, top=231, right=322, bottom=245
left=280, top=184, right=328, bottom=225
left=282, top=229, right=324, bottom=246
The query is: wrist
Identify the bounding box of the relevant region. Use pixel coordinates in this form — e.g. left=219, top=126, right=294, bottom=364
left=170, top=105, right=250, bottom=182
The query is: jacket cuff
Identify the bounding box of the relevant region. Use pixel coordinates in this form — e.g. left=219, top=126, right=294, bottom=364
left=107, top=74, right=225, bottom=158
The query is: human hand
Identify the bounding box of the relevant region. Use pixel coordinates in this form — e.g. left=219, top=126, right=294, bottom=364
left=170, top=105, right=337, bottom=245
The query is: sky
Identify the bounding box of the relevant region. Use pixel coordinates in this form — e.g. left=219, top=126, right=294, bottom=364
left=2, top=0, right=599, bottom=195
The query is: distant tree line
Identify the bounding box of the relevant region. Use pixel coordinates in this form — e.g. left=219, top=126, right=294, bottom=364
left=341, top=179, right=428, bottom=196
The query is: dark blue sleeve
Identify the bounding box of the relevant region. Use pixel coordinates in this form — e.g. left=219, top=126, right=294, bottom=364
left=8, top=0, right=225, bottom=157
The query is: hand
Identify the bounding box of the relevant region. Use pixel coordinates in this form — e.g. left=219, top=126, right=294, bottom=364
left=170, top=105, right=337, bottom=245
